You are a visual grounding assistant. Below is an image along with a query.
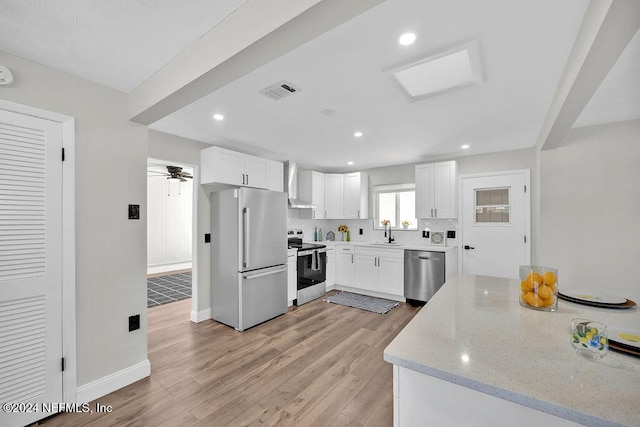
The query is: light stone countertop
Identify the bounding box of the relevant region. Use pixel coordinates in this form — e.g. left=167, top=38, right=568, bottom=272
left=310, top=240, right=457, bottom=253
left=384, top=274, right=640, bottom=427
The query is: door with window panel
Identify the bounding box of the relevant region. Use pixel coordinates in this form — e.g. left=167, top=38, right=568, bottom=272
left=461, top=172, right=530, bottom=278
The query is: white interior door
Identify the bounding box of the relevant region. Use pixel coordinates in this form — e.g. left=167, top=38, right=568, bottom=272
left=461, top=171, right=530, bottom=279
left=0, top=109, right=63, bottom=427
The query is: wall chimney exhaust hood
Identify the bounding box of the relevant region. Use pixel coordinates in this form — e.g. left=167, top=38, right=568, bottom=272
left=284, top=161, right=315, bottom=209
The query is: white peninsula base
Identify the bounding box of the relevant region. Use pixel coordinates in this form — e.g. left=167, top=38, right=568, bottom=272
left=393, top=365, right=580, bottom=427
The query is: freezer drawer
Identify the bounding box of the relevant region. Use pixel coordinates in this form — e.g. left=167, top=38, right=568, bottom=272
left=239, top=265, right=288, bottom=331
left=404, top=250, right=445, bottom=303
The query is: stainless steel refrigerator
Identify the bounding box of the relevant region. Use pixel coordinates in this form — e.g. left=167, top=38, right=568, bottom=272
left=211, top=187, right=288, bottom=331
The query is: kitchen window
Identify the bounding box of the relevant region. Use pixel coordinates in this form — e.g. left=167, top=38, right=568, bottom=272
left=374, top=184, right=417, bottom=230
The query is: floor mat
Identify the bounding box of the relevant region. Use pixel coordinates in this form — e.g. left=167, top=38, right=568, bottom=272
left=147, top=272, right=192, bottom=308
left=324, top=291, right=399, bottom=314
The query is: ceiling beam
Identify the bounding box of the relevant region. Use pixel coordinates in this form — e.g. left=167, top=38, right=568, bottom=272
left=128, top=0, right=386, bottom=125
left=536, top=0, right=640, bottom=151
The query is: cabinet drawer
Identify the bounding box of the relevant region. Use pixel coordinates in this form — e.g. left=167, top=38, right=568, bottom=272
left=355, top=246, right=404, bottom=259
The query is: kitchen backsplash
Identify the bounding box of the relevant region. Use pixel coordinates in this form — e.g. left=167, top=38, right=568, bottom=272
left=287, top=209, right=458, bottom=246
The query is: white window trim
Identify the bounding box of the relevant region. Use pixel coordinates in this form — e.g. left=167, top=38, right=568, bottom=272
left=373, top=183, right=417, bottom=230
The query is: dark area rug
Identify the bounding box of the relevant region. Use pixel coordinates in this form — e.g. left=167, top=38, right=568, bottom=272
left=147, top=271, right=192, bottom=308
left=324, top=291, right=399, bottom=314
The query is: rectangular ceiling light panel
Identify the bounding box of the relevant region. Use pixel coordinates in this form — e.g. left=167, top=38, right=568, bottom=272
left=389, top=41, right=483, bottom=102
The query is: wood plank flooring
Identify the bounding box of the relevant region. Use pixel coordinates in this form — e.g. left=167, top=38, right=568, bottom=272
left=40, top=292, right=420, bottom=427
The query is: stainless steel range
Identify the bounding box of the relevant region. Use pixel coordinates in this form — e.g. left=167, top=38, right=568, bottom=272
left=287, top=230, right=327, bottom=305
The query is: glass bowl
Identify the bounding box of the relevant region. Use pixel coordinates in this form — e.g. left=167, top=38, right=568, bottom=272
left=519, top=265, right=558, bottom=312
left=571, top=318, right=608, bottom=358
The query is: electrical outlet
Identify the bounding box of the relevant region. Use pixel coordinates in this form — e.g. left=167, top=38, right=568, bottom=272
left=128, top=204, right=140, bottom=220
left=129, top=315, right=140, bottom=332
left=422, top=230, right=430, bottom=238
left=447, top=230, right=456, bottom=239
left=359, top=228, right=363, bottom=235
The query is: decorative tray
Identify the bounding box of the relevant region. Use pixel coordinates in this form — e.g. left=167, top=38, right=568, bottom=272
left=558, top=291, right=636, bottom=309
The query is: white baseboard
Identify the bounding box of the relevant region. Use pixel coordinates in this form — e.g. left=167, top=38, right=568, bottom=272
left=76, top=359, right=150, bottom=404
left=191, top=307, right=211, bottom=323
left=147, top=262, right=192, bottom=275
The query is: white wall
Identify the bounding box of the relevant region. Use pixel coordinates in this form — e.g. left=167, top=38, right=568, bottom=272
left=539, top=119, right=640, bottom=301
left=147, top=130, right=211, bottom=316
left=147, top=174, right=193, bottom=270
left=0, top=51, right=148, bottom=386
left=290, top=148, right=535, bottom=249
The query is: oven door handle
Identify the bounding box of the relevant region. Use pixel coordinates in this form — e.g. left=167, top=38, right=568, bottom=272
left=298, top=248, right=327, bottom=256
left=243, top=266, right=287, bottom=280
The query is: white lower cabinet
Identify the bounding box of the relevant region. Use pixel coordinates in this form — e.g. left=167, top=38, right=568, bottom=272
left=335, top=245, right=354, bottom=287
left=353, top=247, right=404, bottom=296
left=354, top=253, right=377, bottom=292
left=326, top=247, right=335, bottom=288
left=287, top=252, right=297, bottom=306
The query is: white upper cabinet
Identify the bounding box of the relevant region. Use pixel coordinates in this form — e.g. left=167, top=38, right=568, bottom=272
left=322, top=172, right=368, bottom=219
left=299, top=170, right=325, bottom=219
left=343, top=172, right=368, bottom=219
left=201, top=146, right=244, bottom=186
left=324, top=174, right=344, bottom=219
left=415, top=161, right=457, bottom=219
left=201, top=146, right=281, bottom=190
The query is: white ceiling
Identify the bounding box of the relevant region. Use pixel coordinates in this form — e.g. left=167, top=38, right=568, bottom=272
left=149, top=0, right=590, bottom=171
left=0, top=0, right=636, bottom=172
left=0, top=0, right=247, bottom=93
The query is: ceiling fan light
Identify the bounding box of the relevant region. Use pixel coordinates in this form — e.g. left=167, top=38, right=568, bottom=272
left=167, top=177, right=182, bottom=183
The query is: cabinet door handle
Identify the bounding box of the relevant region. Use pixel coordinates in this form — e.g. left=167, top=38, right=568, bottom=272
left=351, top=254, right=354, bottom=263
left=435, top=208, right=437, bottom=217
left=430, top=208, right=433, bottom=217
left=312, top=210, right=315, bottom=219
left=246, top=174, right=249, bottom=185
left=357, top=210, right=360, bottom=218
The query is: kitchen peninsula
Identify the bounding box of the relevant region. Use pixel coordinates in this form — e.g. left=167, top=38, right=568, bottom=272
left=384, top=275, right=640, bottom=426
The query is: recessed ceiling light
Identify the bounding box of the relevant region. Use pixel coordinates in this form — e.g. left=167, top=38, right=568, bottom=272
left=348, top=161, right=354, bottom=165
left=213, top=113, right=224, bottom=121
left=354, top=131, right=363, bottom=138
left=461, top=144, right=470, bottom=149
left=321, top=109, right=336, bottom=116
left=399, top=32, right=416, bottom=46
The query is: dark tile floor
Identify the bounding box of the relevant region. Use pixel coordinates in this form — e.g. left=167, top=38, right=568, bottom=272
left=147, top=271, right=192, bottom=308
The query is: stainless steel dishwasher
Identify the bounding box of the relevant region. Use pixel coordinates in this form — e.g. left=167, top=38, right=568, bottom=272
left=404, top=250, right=445, bottom=305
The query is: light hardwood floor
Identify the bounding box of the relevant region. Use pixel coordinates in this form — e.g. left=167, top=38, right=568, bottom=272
left=41, top=293, right=420, bottom=426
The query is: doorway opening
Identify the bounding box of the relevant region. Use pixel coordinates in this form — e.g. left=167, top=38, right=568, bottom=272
left=146, top=159, right=195, bottom=308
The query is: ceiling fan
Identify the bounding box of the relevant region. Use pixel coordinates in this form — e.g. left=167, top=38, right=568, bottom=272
left=147, top=165, right=193, bottom=182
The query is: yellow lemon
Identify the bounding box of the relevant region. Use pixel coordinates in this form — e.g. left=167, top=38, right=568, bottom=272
left=541, top=297, right=555, bottom=307
left=522, top=272, right=542, bottom=291
left=526, top=292, right=543, bottom=307
left=542, top=271, right=557, bottom=286
left=537, top=285, right=552, bottom=300
left=520, top=280, right=533, bottom=292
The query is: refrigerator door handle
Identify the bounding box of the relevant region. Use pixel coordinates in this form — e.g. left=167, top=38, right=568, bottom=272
left=243, top=266, right=287, bottom=280
left=243, top=207, right=250, bottom=268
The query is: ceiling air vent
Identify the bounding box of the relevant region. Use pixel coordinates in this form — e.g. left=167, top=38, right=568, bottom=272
left=259, top=80, right=301, bottom=101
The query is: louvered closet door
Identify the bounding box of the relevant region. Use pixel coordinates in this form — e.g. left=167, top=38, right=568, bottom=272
left=0, top=109, right=63, bottom=427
